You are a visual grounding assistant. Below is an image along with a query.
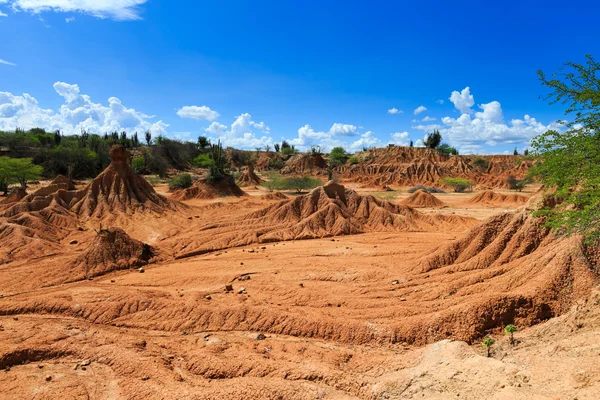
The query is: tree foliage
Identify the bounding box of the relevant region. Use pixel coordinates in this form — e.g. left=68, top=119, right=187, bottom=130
left=424, top=129, right=442, bottom=149
left=0, top=156, right=43, bottom=190
left=439, top=177, right=473, bottom=193
left=530, top=54, right=600, bottom=242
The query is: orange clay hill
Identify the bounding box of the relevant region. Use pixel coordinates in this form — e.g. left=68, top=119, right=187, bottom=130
left=237, top=165, right=263, bottom=186
left=466, top=190, right=530, bottom=206
left=281, top=152, right=328, bottom=175
left=171, top=174, right=247, bottom=200
left=2, top=150, right=600, bottom=399
left=400, top=189, right=446, bottom=208
left=172, top=181, right=476, bottom=259
left=335, top=146, right=533, bottom=189
left=260, top=191, right=288, bottom=200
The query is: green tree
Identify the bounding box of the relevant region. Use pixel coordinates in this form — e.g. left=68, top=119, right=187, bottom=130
left=0, top=157, right=43, bottom=190
left=504, top=324, right=518, bottom=345
left=274, top=143, right=281, bottom=152
left=132, top=156, right=146, bottom=174
left=168, top=173, right=193, bottom=191
left=437, top=143, right=458, bottom=156
left=424, top=130, right=442, bottom=149
left=145, top=130, right=152, bottom=146
left=482, top=337, right=494, bottom=357
left=198, top=135, right=210, bottom=149
left=328, top=147, right=348, bottom=180
left=409, top=139, right=414, bottom=147
left=530, top=55, right=600, bottom=242
left=439, top=177, right=473, bottom=193
left=513, top=147, right=519, bottom=156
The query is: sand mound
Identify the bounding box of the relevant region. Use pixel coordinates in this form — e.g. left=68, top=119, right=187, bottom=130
left=174, top=182, right=476, bottom=258
left=171, top=175, right=247, bottom=201
left=281, top=153, right=327, bottom=175
left=401, top=189, right=445, bottom=208
left=68, top=228, right=156, bottom=281
left=50, top=175, right=75, bottom=190
left=411, top=207, right=599, bottom=342
left=0, top=187, right=27, bottom=205
left=237, top=165, right=263, bottom=187
left=467, top=190, right=529, bottom=206
left=260, top=191, right=288, bottom=201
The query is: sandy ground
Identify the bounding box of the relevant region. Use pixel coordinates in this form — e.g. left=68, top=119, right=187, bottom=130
left=1, top=178, right=598, bottom=399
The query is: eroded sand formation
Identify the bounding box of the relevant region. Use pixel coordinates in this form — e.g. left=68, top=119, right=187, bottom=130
left=400, top=189, right=446, bottom=208
left=0, top=147, right=599, bottom=399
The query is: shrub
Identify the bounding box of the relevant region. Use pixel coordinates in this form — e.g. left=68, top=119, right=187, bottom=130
left=266, top=157, right=285, bottom=170
left=506, top=175, right=529, bottom=192
left=504, top=324, right=518, bottom=345
left=424, top=130, right=442, bottom=149
left=348, top=155, right=359, bottom=165
left=191, top=153, right=215, bottom=168
left=481, top=337, right=495, bottom=357
left=407, top=184, right=445, bottom=194
left=132, top=156, right=146, bottom=174
left=437, top=143, right=458, bottom=156
left=439, top=177, right=473, bottom=193
left=281, top=147, right=295, bottom=156
left=473, top=158, right=489, bottom=172
left=168, top=174, right=193, bottom=191
left=261, top=174, right=321, bottom=193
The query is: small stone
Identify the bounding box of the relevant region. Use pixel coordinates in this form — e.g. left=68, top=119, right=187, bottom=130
left=81, top=366, right=87, bottom=371
left=139, top=267, right=145, bottom=273
left=239, top=275, right=250, bottom=281
left=256, top=333, right=267, bottom=340
left=299, top=283, right=304, bottom=288
left=80, top=359, right=91, bottom=366
left=45, top=376, right=52, bottom=382
left=238, top=287, right=246, bottom=294
left=261, top=247, right=266, bottom=250
left=141, top=375, right=150, bottom=381
left=69, top=240, right=78, bottom=245
left=111, top=280, right=116, bottom=283
left=38, top=365, right=44, bottom=369
left=392, top=280, right=400, bottom=285
left=77, top=227, right=85, bottom=231
left=225, top=284, right=233, bottom=292
left=204, top=295, right=212, bottom=300
left=240, top=262, right=244, bottom=265
left=248, top=249, right=255, bottom=253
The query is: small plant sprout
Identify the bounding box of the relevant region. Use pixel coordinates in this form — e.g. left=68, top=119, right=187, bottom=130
left=504, top=324, right=518, bottom=345
left=482, top=337, right=494, bottom=357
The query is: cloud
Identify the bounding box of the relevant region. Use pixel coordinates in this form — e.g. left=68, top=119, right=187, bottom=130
left=387, top=107, right=403, bottom=115
left=65, top=16, right=74, bottom=22
left=439, top=91, right=561, bottom=154
left=0, top=82, right=168, bottom=136
left=205, top=121, right=228, bottom=135
left=0, top=10, right=7, bottom=17
left=204, top=113, right=273, bottom=149
left=422, top=116, right=436, bottom=122
left=349, top=131, right=382, bottom=151
left=436, top=100, right=444, bottom=104
left=329, top=123, right=359, bottom=137
left=0, top=58, right=16, bottom=66
left=176, top=105, right=220, bottom=121
left=449, top=87, right=475, bottom=114
left=390, top=131, right=410, bottom=146
left=414, top=105, right=427, bottom=115
left=7, top=0, right=148, bottom=21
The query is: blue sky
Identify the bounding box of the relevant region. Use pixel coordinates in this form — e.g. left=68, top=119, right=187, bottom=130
left=0, top=0, right=599, bottom=154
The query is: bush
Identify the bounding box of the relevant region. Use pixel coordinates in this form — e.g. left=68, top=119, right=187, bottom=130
left=437, top=143, right=458, bottom=156
left=34, top=146, right=101, bottom=179
left=132, top=156, right=146, bottom=174
left=266, top=157, right=285, bottom=170
left=506, top=176, right=529, bottom=192
left=261, top=174, right=321, bottom=193
left=407, top=184, right=445, bottom=194
left=439, top=177, right=473, bottom=193
left=348, top=155, right=359, bottom=165
left=473, top=158, right=489, bottom=172
left=281, top=147, right=295, bottom=156
left=191, top=153, right=215, bottom=168
left=168, top=174, right=193, bottom=191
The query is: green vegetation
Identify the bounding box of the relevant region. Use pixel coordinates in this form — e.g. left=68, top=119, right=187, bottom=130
left=281, top=146, right=295, bottom=156
left=437, top=143, right=459, bottom=156
left=439, top=177, right=473, bottom=193
left=132, top=156, right=146, bottom=174
left=513, top=147, right=519, bottom=156
left=0, top=157, right=43, bottom=194
left=261, top=173, right=321, bottom=193
left=530, top=55, right=600, bottom=243
left=168, top=173, right=193, bottom=191
left=207, top=140, right=230, bottom=182
left=327, top=146, right=348, bottom=179
left=191, top=153, right=215, bottom=168
left=504, top=324, right=518, bottom=345
left=266, top=157, right=285, bottom=170
left=424, top=129, right=442, bottom=149
left=473, top=158, right=489, bottom=172
left=197, top=135, right=210, bottom=149
left=481, top=337, right=495, bottom=357
left=348, top=155, right=359, bottom=165
left=506, top=175, right=529, bottom=192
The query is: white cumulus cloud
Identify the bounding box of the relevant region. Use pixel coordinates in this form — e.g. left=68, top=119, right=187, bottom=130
left=422, top=116, right=436, bottom=122
left=204, top=113, right=273, bottom=149
left=329, top=123, right=359, bottom=137
left=414, top=106, right=427, bottom=115
left=387, top=108, right=402, bottom=115
left=0, top=82, right=168, bottom=136
left=176, top=105, right=220, bottom=121
left=7, top=0, right=148, bottom=20
left=449, top=87, right=475, bottom=114
left=390, top=131, right=410, bottom=146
